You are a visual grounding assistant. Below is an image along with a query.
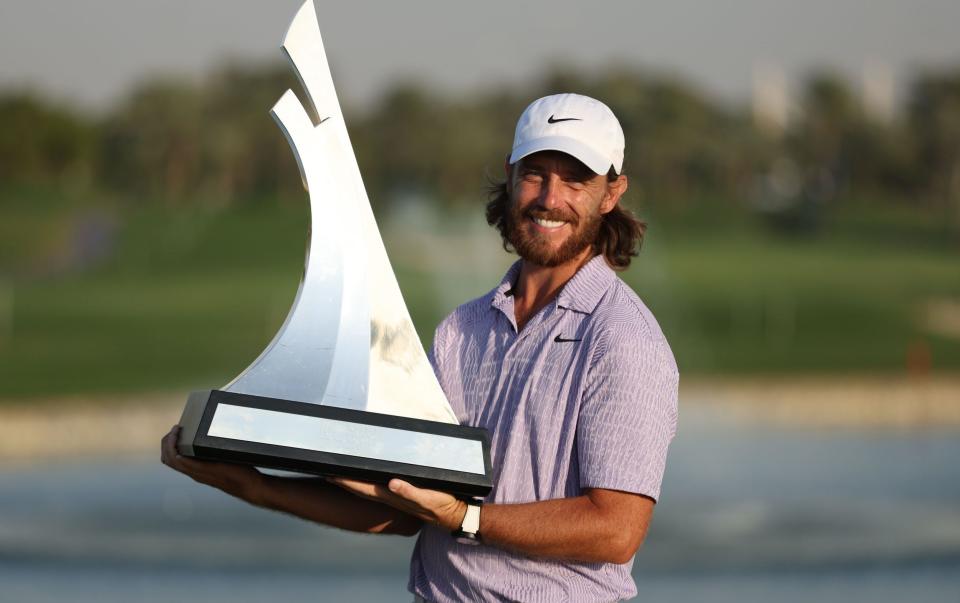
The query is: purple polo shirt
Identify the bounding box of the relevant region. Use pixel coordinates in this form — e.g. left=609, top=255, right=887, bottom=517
left=409, top=255, right=679, bottom=602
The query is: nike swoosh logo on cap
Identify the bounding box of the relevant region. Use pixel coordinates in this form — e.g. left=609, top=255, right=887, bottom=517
left=547, top=115, right=581, bottom=124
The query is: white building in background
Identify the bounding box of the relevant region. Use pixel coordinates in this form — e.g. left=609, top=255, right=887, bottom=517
left=861, top=61, right=896, bottom=123
left=752, top=61, right=791, bottom=135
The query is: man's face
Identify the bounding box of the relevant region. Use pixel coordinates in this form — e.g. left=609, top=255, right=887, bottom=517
left=505, top=151, right=625, bottom=268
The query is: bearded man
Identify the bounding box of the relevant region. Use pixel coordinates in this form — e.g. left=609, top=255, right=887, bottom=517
left=162, top=93, right=678, bottom=602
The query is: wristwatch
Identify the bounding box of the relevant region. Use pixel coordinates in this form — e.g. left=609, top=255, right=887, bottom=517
left=451, top=499, right=483, bottom=545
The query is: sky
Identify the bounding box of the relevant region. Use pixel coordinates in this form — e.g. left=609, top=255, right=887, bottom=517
left=1, top=0, right=959, bottom=113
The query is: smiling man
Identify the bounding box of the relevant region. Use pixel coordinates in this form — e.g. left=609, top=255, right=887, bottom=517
left=162, top=93, right=678, bottom=602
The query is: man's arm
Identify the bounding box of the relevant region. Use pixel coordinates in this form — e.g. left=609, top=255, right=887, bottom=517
left=481, top=488, right=653, bottom=564
left=162, top=425, right=650, bottom=560
left=326, top=329, right=673, bottom=564
left=160, top=425, right=422, bottom=536
left=331, top=478, right=653, bottom=564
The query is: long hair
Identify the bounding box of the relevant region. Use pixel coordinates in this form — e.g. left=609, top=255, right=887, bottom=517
left=485, top=169, right=647, bottom=271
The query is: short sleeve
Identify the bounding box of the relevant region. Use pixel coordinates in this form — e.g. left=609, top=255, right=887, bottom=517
left=577, top=332, right=679, bottom=501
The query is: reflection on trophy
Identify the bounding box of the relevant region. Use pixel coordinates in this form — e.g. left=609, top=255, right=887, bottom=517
left=176, top=1, right=492, bottom=498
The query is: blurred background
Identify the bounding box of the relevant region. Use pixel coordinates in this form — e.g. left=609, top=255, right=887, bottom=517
left=1, top=0, right=959, bottom=601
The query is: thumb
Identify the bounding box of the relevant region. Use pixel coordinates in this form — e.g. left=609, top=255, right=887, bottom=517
left=388, top=478, right=413, bottom=497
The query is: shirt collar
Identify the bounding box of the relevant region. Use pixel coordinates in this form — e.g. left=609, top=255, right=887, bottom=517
left=490, top=260, right=522, bottom=323
left=557, top=254, right=616, bottom=314
left=490, top=255, right=615, bottom=317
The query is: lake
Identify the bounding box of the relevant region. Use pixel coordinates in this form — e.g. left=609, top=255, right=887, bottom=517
left=1, top=405, right=958, bottom=602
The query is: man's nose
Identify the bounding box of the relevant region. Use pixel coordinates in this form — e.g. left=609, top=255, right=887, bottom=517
left=538, top=173, right=563, bottom=209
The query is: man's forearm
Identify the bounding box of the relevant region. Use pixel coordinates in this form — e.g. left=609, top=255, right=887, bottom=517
left=479, top=490, right=652, bottom=565
left=253, top=474, right=423, bottom=536
left=161, top=425, right=421, bottom=536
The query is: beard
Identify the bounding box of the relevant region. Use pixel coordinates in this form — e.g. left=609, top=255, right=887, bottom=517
left=505, top=201, right=603, bottom=268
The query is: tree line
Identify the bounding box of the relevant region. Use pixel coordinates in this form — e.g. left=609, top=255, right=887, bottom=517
left=3, top=62, right=960, bottom=231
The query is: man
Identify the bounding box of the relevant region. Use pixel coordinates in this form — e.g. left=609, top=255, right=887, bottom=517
left=162, top=93, right=678, bottom=602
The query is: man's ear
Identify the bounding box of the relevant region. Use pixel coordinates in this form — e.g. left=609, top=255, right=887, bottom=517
left=600, top=174, right=628, bottom=214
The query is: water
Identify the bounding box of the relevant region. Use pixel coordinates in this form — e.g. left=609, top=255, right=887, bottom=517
left=1, top=407, right=958, bottom=602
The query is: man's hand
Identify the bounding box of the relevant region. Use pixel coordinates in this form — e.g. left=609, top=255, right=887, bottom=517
left=161, top=426, right=425, bottom=535
left=160, top=425, right=263, bottom=503
left=331, top=477, right=653, bottom=563
left=329, top=477, right=467, bottom=532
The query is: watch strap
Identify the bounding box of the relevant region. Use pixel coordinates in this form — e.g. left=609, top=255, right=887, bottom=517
left=461, top=501, right=481, bottom=534
left=451, top=499, right=483, bottom=542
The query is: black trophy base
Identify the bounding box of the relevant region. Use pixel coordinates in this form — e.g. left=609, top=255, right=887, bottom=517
left=177, top=389, right=492, bottom=498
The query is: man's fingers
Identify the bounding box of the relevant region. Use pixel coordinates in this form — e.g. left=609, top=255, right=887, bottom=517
left=160, top=425, right=181, bottom=466
left=389, top=479, right=447, bottom=508
left=330, top=477, right=390, bottom=500
left=387, top=479, right=465, bottom=530
left=328, top=477, right=368, bottom=492
left=388, top=479, right=419, bottom=501
left=161, top=425, right=209, bottom=475
left=329, top=478, right=421, bottom=513
left=332, top=478, right=372, bottom=492
left=335, top=477, right=434, bottom=507
left=328, top=476, right=460, bottom=528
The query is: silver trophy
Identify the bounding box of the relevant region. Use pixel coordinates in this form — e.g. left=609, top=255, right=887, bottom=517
left=176, top=1, right=491, bottom=497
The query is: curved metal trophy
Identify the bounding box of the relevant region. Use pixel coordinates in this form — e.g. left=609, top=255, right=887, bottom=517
left=176, top=0, right=492, bottom=498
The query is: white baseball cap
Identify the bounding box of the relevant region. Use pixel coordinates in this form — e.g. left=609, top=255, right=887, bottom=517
left=509, top=93, right=625, bottom=175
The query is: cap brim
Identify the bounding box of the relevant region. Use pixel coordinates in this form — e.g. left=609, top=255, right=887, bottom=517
left=509, top=136, right=614, bottom=175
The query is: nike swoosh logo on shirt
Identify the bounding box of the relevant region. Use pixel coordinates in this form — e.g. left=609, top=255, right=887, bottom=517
left=553, top=335, right=583, bottom=343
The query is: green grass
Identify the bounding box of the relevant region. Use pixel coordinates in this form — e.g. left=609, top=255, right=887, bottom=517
left=1, top=192, right=958, bottom=400
left=633, top=230, right=960, bottom=375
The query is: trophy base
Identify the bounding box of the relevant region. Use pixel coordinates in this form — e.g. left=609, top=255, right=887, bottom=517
left=177, top=389, right=492, bottom=498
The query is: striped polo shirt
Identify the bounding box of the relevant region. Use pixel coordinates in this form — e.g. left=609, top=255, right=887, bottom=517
left=409, top=254, right=679, bottom=602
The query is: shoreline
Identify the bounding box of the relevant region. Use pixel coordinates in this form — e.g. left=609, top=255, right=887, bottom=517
left=1, top=375, right=958, bottom=464
left=682, top=374, right=960, bottom=429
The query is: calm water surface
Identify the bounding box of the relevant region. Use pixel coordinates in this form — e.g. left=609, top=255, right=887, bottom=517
left=1, top=407, right=958, bottom=602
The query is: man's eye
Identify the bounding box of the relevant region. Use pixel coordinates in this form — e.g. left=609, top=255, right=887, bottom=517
left=522, top=171, right=543, bottom=182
